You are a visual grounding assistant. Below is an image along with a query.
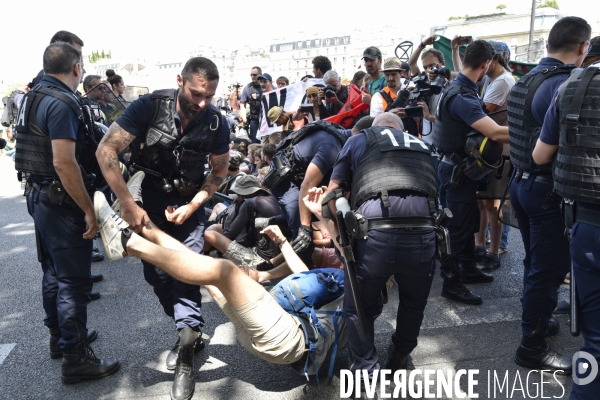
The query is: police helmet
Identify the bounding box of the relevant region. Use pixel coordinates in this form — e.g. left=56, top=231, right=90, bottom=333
left=463, top=130, right=503, bottom=180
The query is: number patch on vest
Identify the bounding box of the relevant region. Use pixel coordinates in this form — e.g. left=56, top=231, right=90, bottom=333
left=377, top=128, right=429, bottom=152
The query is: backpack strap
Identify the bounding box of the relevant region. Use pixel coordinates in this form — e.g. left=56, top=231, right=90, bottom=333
left=379, top=90, right=395, bottom=112
left=565, top=66, right=599, bottom=145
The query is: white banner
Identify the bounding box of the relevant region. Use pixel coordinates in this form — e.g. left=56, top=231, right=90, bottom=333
left=257, top=78, right=324, bottom=138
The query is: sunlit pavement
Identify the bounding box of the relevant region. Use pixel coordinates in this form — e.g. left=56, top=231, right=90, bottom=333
left=0, top=154, right=581, bottom=399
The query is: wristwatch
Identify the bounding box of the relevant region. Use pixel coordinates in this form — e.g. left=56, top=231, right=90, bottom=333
left=419, top=42, right=426, bottom=49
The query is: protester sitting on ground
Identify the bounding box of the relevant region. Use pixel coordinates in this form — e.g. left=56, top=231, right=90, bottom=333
left=267, top=106, right=304, bottom=134
left=311, top=220, right=343, bottom=269
left=262, top=143, right=276, bottom=165
left=94, top=190, right=346, bottom=378
left=244, top=143, right=262, bottom=175
left=204, top=176, right=282, bottom=269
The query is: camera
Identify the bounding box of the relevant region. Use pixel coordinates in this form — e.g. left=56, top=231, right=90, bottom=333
left=323, top=84, right=336, bottom=99
left=390, top=67, right=450, bottom=118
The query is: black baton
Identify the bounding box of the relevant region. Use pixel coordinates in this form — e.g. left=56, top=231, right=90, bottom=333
left=335, top=198, right=367, bottom=336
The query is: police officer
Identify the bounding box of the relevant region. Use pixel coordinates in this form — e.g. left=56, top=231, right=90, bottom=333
left=14, top=42, right=120, bottom=383
left=533, top=62, right=600, bottom=400
left=96, top=57, right=231, bottom=400
left=432, top=40, right=509, bottom=304
left=261, top=120, right=347, bottom=267
left=240, top=66, right=263, bottom=143
left=323, top=112, right=437, bottom=390
left=508, top=16, right=591, bottom=374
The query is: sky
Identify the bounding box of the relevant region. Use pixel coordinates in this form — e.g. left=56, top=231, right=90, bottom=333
left=0, top=0, right=593, bottom=86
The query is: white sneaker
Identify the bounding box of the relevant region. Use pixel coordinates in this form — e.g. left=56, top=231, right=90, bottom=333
left=95, top=191, right=130, bottom=261
left=111, top=171, right=145, bottom=216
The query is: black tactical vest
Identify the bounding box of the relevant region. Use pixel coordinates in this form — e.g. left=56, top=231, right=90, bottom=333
left=247, top=83, right=262, bottom=121
left=554, top=67, right=600, bottom=205
left=351, top=127, right=437, bottom=210
left=14, top=85, right=93, bottom=177
left=508, top=65, right=574, bottom=173
left=133, top=89, right=222, bottom=183
left=432, top=80, right=480, bottom=154
left=276, top=120, right=348, bottom=186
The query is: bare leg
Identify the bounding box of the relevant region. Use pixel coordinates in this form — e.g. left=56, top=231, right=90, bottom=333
left=129, top=223, right=263, bottom=308
left=257, top=262, right=291, bottom=283
left=208, top=203, right=227, bottom=221
left=475, top=199, right=488, bottom=248
left=486, top=199, right=502, bottom=254
left=204, top=224, right=224, bottom=252
left=204, top=230, right=233, bottom=254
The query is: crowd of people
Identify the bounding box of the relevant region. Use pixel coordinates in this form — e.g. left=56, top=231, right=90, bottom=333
left=5, top=17, right=600, bottom=399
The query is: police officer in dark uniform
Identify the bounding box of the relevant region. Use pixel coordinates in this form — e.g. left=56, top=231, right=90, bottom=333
left=533, top=61, right=600, bottom=400
left=323, top=112, right=437, bottom=389
left=508, top=17, right=591, bottom=374
left=240, top=66, right=263, bottom=143
left=432, top=40, right=509, bottom=305
left=14, top=42, right=120, bottom=383
left=262, top=120, right=347, bottom=267
left=96, top=57, right=231, bottom=400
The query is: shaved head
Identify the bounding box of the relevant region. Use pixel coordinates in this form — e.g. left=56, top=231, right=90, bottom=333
left=373, top=112, right=404, bottom=131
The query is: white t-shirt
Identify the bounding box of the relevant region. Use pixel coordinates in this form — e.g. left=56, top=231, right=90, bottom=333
left=481, top=69, right=515, bottom=108
left=369, top=78, right=413, bottom=117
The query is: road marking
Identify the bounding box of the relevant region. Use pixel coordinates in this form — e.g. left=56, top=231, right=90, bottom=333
left=0, top=343, right=16, bottom=365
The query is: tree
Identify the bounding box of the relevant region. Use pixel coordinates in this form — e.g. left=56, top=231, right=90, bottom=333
left=537, top=0, right=559, bottom=9
left=496, top=4, right=507, bottom=11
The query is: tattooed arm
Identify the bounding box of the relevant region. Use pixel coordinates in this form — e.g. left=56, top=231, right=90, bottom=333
left=96, top=122, right=150, bottom=231
left=165, top=152, right=230, bottom=225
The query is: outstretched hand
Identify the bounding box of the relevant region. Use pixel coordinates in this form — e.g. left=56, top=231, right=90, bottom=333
left=302, top=186, right=325, bottom=218
left=260, top=225, right=286, bottom=245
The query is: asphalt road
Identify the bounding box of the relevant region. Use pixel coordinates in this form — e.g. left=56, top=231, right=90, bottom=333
left=0, top=154, right=583, bottom=400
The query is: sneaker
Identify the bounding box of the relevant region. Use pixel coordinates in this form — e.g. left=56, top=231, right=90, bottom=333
left=94, top=191, right=131, bottom=261
left=498, top=247, right=508, bottom=254
left=111, top=171, right=145, bottom=216
left=563, top=272, right=571, bottom=284
left=553, top=300, right=570, bottom=315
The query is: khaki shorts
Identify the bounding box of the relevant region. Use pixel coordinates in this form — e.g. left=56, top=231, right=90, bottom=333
left=216, top=290, right=306, bottom=365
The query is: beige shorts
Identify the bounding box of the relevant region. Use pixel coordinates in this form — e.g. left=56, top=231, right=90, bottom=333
left=216, top=290, right=306, bottom=365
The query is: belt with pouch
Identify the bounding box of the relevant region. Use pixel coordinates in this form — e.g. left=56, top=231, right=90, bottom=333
left=31, top=182, right=78, bottom=208
left=367, top=216, right=436, bottom=230
left=520, top=171, right=552, bottom=186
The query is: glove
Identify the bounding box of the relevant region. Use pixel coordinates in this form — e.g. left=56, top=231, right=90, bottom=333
left=292, top=225, right=312, bottom=253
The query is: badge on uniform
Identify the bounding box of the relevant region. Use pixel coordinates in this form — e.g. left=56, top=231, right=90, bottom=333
left=146, top=127, right=162, bottom=146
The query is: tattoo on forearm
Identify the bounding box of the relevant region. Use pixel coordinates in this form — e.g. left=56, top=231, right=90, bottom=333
left=106, top=154, right=118, bottom=169
left=210, top=175, right=224, bottom=186
left=212, top=154, right=229, bottom=170
left=101, top=123, right=135, bottom=154
left=200, top=185, right=212, bottom=194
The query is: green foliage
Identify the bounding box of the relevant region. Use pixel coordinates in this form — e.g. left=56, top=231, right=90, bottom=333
left=87, top=50, right=112, bottom=64
left=496, top=4, right=507, bottom=10
left=537, top=0, right=559, bottom=8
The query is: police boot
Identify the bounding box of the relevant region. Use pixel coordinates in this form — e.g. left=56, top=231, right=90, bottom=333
left=171, top=328, right=199, bottom=400
left=49, top=327, right=98, bottom=359
left=61, top=341, right=120, bottom=383
left=166, top=329, right=205, bottom=370
left=459, top=262, right=494, bottom=284
left=548, top=318, right=560, bottom=337
left=441, top=277, right=483, bottom=305
left=385, top=343, right=408, bottom=373
left=514, top=339, right=572, bottom=375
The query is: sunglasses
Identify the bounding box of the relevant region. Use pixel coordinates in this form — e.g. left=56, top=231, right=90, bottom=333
left=250, top=74, right=258, bottom=77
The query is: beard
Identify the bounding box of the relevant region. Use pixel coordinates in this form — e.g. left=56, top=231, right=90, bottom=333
left=178, top=90, right=205, bottom=121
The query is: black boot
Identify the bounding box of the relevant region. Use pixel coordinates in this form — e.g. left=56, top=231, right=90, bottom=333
left=385, top=343, right=408, bottom=373
left=61, top=341, right=120, bottom=383
left=442, top=277, right=483, bottom=305
left=459, top=263, right=494, bottom=284
left=166, top=330, right=205, bottom=370
left=514, top=339, right=572, bottom=375
left=171, top=328, right=199, bottom=400
left=548, top=318, right=560, bottom=337
left=50, top=328, right=99, bottom=359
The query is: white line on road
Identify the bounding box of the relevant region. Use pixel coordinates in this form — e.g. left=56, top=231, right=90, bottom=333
left=0, top=343, right=16, bottom=365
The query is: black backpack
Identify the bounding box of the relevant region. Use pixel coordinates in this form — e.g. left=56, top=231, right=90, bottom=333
left=1, top=90, right=25, bottom=127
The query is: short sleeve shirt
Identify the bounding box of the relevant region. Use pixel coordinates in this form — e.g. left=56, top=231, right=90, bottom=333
left=539, top=88, right=562, bottom=146
left=528, top=58, right=572, bottom=125
left=115, top=90, right=230, bottom=156
left=293, top=129, right=343, bottom=176
left=446, top=73, right=488, bottom=126
left=240, top=83, right=262, bottom=103
left=367, top=74, right=386, bottom=95
left=331, top=131, right=430, bottom=218
left=482, top=69, right=515, bottom=108
left=36, top=76, right=84, bottom=142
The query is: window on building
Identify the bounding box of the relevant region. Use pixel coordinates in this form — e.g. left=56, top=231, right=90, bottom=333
left=344, top=46, right=347, bottom=53
left=305, top=60, right=308, bottom=67
left=296, top=60, right=299, bottom=68
left=335, top=47, right=338, bottom=54
left=306, top=50, right=310, bottom=57
left=334, top=57, right=337, bottom=64
left=343, top=57, right=346, bottom=64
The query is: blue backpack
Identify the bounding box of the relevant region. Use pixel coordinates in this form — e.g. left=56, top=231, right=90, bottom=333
left=271, top=268, right=345, bottom=382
